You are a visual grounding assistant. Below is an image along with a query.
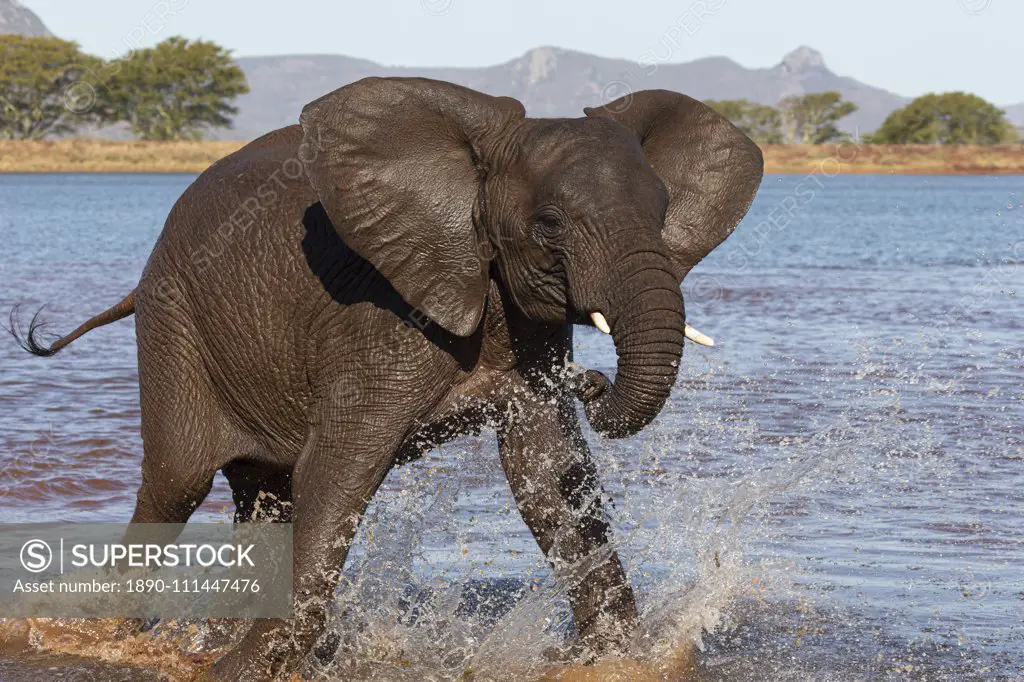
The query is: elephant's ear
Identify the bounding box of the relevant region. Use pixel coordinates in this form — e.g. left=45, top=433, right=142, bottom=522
left=300, top=77, right=525, bottom=336
left=584, top=91, right=763, bottom=282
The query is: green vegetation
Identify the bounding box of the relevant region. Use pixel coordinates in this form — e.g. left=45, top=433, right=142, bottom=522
left=0, top=35, right=103, bottom=139
left=779, top=91, right=858, bottom=143
left=99, top=37, right=248, bottom=140
left=0, top=35, right=247, bottom=140
left=869, top=92, right=1018, bottom=144
left=705, top=99, right=783, bottom=144
left=709, top=91, right=1017, bottom=145
left=707, top=91, right=857, bottom=144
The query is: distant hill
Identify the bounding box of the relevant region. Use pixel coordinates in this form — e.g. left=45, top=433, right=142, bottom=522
left=1003, top=103, right=1024, bottom=126
left=0, top=0, right=52, bottom=36
left=223, top=46, right=907, bottom=140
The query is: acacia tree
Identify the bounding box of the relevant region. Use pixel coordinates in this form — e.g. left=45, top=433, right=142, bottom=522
left=705, top=99, right=784, bottom=144
left=102, top=37, right=249, bottom=140
left=871, top=92, right=1017, bottom=144
left=778, top=91, right=858, bottom=144
left=0, top=35, right=103, bottom=139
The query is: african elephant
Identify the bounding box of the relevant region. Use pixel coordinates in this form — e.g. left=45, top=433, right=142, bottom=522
left=12, top=78, right=762, bottom=680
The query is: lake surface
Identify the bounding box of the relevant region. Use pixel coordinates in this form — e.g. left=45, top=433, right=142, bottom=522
left=0, top=173, right=1021, bottom=680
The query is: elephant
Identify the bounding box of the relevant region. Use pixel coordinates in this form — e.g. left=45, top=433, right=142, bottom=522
left=11, top=77, right=762, bottom=680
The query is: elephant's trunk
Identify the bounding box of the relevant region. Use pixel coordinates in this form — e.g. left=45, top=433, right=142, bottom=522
left=582, top=256, right=685, bottom=439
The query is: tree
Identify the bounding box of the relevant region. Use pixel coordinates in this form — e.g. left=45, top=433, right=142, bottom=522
left=0, top=35, right=103, bottom=139
left=102, top=37, right=249, bottom=140
left=870, top=92, right=1018, bottom=144
left=705, top=99, right=784, bottom=144
left=778, top=91, right=858, bottom=144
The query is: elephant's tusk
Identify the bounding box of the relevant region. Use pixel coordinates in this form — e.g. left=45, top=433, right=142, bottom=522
left=684, top=324, right=714, bottom=347
left=590, top=312, right=611, bottom=334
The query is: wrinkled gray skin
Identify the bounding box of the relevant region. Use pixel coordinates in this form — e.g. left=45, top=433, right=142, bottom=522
left=15, top=78, right=762, bottom=680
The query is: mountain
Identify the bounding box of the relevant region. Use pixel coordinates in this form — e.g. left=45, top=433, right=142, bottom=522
left=0, top=0, right=52, bottom=37
left=1003, top=103, right=1024, bottom=126
left=222, top=46, right=906, bottom=140
left=4, top=0, right=1009, bottom=143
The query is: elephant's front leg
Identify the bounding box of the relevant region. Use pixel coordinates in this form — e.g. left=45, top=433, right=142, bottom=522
left=497, top=389, right=638, bottom=658
left=200, top=422, right=398, bottom=681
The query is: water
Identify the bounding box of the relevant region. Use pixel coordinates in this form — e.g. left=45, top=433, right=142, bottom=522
left=0, top=173, right=1021, bottom=680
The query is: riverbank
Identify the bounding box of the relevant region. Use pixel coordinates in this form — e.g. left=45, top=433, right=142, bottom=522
left=1, top=140, right=1022, bottom=174
left=764, top=143, right=1024, bottom=175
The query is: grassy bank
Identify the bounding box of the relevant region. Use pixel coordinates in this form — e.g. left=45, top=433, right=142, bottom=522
left=1, top=140, right=1022, bottom=174
left=764, top=143, right=1024, bottom=175
left=0, top=139, right=244, bottom=173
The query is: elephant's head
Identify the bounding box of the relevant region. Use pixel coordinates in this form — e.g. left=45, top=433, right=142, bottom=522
left=300, top=78, right=763, bottom=438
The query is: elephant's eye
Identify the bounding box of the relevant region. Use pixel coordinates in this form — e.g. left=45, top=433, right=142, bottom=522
left=533, top=208, right=564, bottom=244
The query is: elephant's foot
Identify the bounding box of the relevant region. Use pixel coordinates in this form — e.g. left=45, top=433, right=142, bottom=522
left=577, top=619, right=635, bottom=663
left=195, top=576, right=338, bottom=681
left=567, top=559, right=639, bottom=659
left=543, top=618, right=636, bottom=668
left=193, top=617, right=306, bottom=681
left=539, top=632, right=699, bottom=682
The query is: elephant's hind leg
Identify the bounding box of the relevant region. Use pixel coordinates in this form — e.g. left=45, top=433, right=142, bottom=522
left=116, top=344, right=232, bottom=639
left=202, top=402, right=411, bottom=680
left=130, top=334, right=232, bottom=526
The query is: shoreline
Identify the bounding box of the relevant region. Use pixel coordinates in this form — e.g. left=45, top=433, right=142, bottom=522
left=1, top=140, right=1022, bottom=175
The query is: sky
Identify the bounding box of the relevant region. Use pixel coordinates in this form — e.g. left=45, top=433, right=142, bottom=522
left=22, top=0, right=1024, bottom=105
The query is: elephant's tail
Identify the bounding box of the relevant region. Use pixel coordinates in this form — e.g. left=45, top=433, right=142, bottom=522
left=8, top=291, right=136, bottom=357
